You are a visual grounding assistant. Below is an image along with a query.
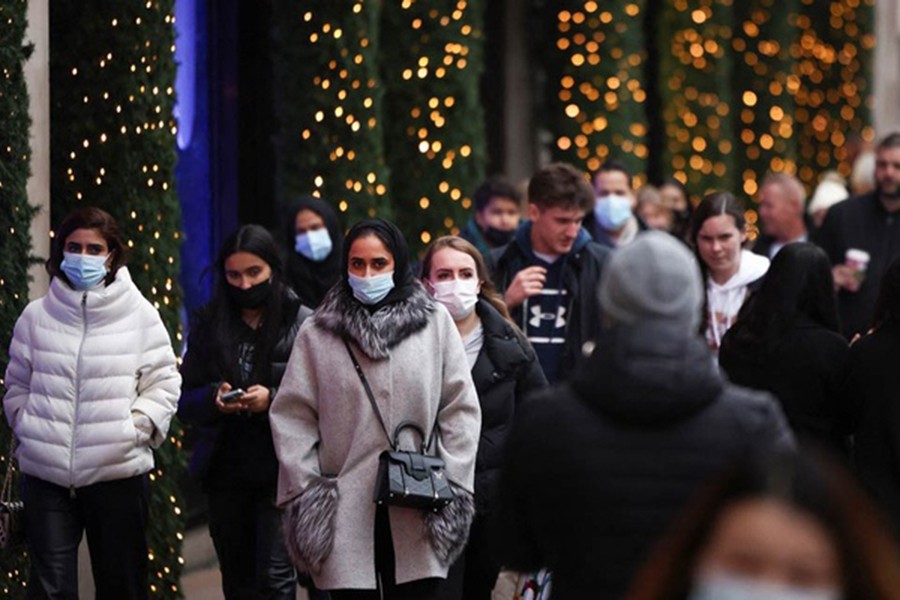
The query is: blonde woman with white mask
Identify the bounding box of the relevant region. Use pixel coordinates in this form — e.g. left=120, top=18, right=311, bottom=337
left=421, top=236, right=548, bottom=600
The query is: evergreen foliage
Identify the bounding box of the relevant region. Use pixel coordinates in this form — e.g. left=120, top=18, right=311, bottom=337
left=0, top=0, right=34, bottom=590
left=48, top=1, right=185, bottom=597
left=544, top=0, right=650, bottom=180
left=658, top=0, right=737, bottom=196
left=380, top=0, right=487, bottom=250
left=272, top=1, right=391, bottom=226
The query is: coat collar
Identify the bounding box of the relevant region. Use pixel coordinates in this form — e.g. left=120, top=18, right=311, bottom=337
left=472, top=300, right=532, bottom=378
left=45, top=267, right=138, bottom=324
left=314, top=280, right=435, bottom=359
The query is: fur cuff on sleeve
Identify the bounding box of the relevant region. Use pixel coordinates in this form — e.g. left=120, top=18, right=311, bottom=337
left=282, top=477, right=339, bottom=574
left=424, top=485, right=475, bottom=566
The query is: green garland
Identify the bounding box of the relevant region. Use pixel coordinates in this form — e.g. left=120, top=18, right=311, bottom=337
left=48, top=1, right=185, bottom=598
left=732, top=0, right=801, bottom=204
left=658, top=0, right=737, bottom=197
left=0, top=0, right=34, bottom=592
left=380, top=0, right=486, bottom=250
left=793, top=0, right=874, bottom=187
left=544, top=0, right=649, bottom=180
left=272, top=0, right=391, bottom=226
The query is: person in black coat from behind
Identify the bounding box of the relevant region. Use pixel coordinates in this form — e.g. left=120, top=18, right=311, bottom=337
left=494, top=232, right=794, bottom=600
left=281, top=195, right=343, bottom=308
left=719, top=242, right=851, bottom=456
left=420, top=236, right=548, bottom=600
left=178, top=225, right=312, bottom=599
left=849, top=257, right=900, bottom=535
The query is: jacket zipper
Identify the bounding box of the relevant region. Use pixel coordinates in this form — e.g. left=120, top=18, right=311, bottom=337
left=70, top=291, right=89, bottom=498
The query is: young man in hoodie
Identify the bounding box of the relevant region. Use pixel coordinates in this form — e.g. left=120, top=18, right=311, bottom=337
left=459, top=176, right=523, bottom=257
left=495, top=232, right=794, bottom=599
left=489, top=163, right=610, bottom=383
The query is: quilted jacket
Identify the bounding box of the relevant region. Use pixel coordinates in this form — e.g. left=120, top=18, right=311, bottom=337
left=3, top=267, right=180, bottom=489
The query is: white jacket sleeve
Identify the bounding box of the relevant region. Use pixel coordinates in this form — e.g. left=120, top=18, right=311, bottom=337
left=131, top=309, right=181, bottom=448
left=3, top=311, right=34, bottom=432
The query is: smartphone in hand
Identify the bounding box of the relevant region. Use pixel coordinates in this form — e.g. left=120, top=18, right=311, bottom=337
left=221, top=388, right=245, bottom=403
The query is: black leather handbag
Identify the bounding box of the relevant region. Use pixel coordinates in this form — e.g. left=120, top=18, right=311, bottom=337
left=344, top=340, right=455, bottom=511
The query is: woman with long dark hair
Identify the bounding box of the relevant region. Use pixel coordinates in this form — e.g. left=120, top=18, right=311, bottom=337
left=4, top=206, right=180, bottom=598
left=627, top=450, right=900, bottom=600
left=281, top=195, right=343, bottom=307
left=419, top=236, right=547, bottom=599
left=848, top=257, right=900, bottom=534
left=178, top=224, right=312, bottom=599
left=690, top=192, right=769, bottom=355
left=270, top=218, right=481, bottom=599
left=719, top=243, right=850, bottom=455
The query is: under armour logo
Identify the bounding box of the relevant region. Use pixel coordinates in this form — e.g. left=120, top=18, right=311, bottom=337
left=529, top=305, right=567, bottom=329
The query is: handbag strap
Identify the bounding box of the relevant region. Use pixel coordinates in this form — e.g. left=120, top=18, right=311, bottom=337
left=1, top=437, right=16, bottom=504
left=343, top=339, right=441, bottom=452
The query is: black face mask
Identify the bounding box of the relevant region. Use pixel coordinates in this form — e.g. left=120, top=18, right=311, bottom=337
left=227, top=279, right=272, bottom=309
left=484, top=226, right=516, bottom=247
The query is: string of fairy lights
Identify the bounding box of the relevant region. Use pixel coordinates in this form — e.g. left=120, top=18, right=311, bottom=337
left=659, top=0, right=738, bottom=195
left=0, top=0, right=36, bottom=594
left=49, top=2, right=185, bottom=598
left=274, top=1, right=391, bottom=226
left=550, top=1, right=649, bottom=183
left=552, top=0, right=874, bottom=208
left=276, top=0, right=485, bottom=249
left=380, top=0, right=486, bottom=247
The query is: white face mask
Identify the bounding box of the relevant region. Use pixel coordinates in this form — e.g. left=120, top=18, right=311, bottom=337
left=689, top=571, right=841, bottom=600
left=429, top=278, right=480, bottom=320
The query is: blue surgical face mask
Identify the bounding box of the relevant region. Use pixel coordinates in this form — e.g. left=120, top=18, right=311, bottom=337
left=594, top=194, right=633, bottom=230
left=348, top=271, right=395, bottom=305
left=689, top=571, right=841, bottom=600
left=61, top=252, right=109, bottom=290
left=295, top=228, right=333, bottom=262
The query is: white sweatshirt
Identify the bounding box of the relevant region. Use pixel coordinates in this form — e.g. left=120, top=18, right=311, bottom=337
left=705, top=250, right=770, bottom=353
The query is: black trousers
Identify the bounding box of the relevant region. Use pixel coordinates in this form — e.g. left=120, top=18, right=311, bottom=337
left=451, top=514, right=499, bottom=600
left=207, top=487, right=297, bottom=600
left=22, top=474, right=149, bottom=600
left=330, top=505, right=464, bottom=600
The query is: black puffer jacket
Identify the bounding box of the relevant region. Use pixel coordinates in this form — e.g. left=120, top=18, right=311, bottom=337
left=178, top=293, right=312, bottom=486
left=489, top=224, right=610, bottom=381
left=495, top=321, right=795, bottom=600
left=849, top=319, right=900, bottom=534
left=471, top=299, right=547, bottom=514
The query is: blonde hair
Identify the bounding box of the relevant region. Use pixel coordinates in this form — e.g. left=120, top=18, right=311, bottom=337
left=419, top=236, right=512, bottom=322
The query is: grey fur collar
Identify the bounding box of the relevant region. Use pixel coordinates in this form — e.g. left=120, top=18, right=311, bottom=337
left=315, top=281, right=435, bottom=359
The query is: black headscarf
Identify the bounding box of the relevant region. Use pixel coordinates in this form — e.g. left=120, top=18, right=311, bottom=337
left=282, top=195, right=343, bottom=307
left=342, top=218, right=417, bottom=310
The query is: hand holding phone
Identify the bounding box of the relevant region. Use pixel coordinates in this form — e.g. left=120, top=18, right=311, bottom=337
left=221, top=388, right=246, bottom=403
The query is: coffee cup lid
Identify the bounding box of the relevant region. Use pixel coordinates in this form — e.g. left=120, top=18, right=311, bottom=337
left=846, top=248, right=871, bottom=263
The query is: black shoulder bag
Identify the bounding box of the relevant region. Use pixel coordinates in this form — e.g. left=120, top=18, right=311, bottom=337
left=344, top=340, right=455, bottom=511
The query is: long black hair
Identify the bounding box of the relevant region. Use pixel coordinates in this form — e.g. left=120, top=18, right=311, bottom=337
left=281, top=195, right=343, bottom=307
left=872, top=256, right=900, bottom=329
left=725, top=242, right=840, bottom=352
left=204, top=224, right=293, bottom=385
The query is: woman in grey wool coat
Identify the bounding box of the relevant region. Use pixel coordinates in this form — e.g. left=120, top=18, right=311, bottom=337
left=269, top=218, right=482, bottom=599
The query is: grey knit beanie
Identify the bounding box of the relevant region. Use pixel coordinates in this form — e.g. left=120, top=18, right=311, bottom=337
left=598, top=231, right=703, bottom=331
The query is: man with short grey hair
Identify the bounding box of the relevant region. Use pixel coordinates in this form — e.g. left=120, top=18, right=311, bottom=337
left=753, top=172, right=808, bottom=259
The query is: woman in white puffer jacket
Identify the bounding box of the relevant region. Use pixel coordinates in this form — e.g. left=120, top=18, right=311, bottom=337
left=3, top=206, right=180, bottom=599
